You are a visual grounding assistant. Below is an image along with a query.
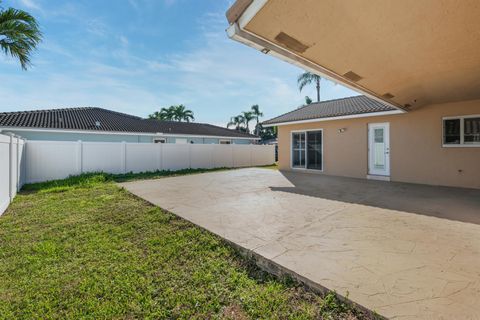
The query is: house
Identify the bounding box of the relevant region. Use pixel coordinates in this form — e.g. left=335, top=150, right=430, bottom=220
left=0, top=107, right=258, bottom=144
left=226, top=0, right=480, bottom=189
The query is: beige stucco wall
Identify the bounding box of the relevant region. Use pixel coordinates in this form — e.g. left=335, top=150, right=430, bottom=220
left=278, top=99, right=480, bottom=189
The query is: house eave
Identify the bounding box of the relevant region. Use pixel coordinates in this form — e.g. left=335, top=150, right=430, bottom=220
left=226, top=0, right=408, bottom=112
left=227, top=22, right=406, bottom=113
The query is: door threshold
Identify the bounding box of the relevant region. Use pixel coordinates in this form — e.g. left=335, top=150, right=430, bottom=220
left=367, top=174, right=391, bottom=181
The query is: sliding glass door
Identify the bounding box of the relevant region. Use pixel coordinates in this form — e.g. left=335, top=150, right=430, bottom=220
left=291, top=130, right=322, bottom=170
left=292, top=132, right=306, bottom=168
left=307, top=131, right=322, bottom=170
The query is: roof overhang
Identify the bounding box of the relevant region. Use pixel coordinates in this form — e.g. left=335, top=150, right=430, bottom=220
left=227, top=0, right=480, bottom=111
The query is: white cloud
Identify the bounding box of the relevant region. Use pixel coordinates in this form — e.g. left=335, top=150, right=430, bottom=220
left=0, top=1, right=358, bottom=124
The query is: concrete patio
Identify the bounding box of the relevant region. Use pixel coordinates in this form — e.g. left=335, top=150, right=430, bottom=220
left=120, top=168, right=480, bottom=319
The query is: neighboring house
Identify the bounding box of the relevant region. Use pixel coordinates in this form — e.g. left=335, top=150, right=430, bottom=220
left=0, top=107, right=259, bottom=144
left=227, top=1, right=480, bottom=189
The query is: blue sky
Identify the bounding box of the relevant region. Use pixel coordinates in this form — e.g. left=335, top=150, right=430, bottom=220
left=0, top=0, right=358, bottom=126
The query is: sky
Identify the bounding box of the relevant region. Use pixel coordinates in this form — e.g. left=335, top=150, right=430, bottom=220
left=0, top=0, right=358, bottom=127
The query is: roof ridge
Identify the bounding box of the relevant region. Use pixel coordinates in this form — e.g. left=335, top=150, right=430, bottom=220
left=262, top=95, right=365, bottom=124
left=307, top=94, right=365, bottom=106
left=262, top=94, right=368, bottom=123
left=263, top=95, right=396, bottom=125
left=0, top=107, right=95, bottom=115
left=93, top=107, right=143, bottom=120
left=0, top=107, right=144, bottom=120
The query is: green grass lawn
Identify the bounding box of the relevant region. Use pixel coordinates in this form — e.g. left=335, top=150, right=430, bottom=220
left=0, top=169, right=367, bottom=319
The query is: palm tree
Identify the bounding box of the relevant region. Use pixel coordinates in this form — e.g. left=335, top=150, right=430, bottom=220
left=227, top=115, right=245, bottom=131
left=250, top=104, right=263, bottom=135
left=0, top=3, right=42, bottom=70
left=171, top=105, right=194, bottom=122
left=148, top=105, right=194, bottom=122
left=298, top=72, right=321, bottom=102
left=242, top=111, right=255, bottom=133
left=148, top=107, right=174, bottom=121
left=305, top=96, right=313, bottom=105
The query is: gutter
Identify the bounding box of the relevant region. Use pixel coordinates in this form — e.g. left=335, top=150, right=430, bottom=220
left=225, top=0, right=407, bottom=113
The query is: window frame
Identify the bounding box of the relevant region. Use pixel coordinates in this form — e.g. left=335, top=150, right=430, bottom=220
left=153, top=138, right=166, bottom=144
left=290, top=129, right=324, bottom=172
left=442, top=114, right=480, bottom=148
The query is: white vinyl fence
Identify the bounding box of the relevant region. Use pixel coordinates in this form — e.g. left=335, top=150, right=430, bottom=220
left=0, top=134, right=25, bottom=215
left=24, top=141, right=275, bottom=184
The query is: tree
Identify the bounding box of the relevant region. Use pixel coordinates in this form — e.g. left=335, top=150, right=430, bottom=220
left=148, top=105, right=194, bottom=122
left=171, top=105, right=194, bottom=122
left=148, top=107, right=174, bottom=121
left=0, top=3, right=42, bottom=70
left=227, top=115, right=245, bottom=131
left=250, top=104, right=263, bottom=135
left=297, top=72, right=321, bottom=102
left=305, top=96, right=313, bottom=105
left=257, top=124, right=277, bottom=141
left=241, top=111, right=255, bottom=133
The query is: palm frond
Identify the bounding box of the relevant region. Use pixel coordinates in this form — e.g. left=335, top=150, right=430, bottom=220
left=297, top=72, right=320, bottom=92
left=0, top=7, right=42, bottom=70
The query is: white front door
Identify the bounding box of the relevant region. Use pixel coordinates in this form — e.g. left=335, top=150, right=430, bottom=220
left=368, top=123, right=390, bottom=176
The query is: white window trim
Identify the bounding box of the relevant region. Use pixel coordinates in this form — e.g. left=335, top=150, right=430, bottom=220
left=442, top=114, right=480, bottom=148
left=290, top=129, right=324, bottom=172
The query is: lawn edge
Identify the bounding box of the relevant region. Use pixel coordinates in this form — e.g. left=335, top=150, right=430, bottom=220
left=119, top=182, right=384, bottom=320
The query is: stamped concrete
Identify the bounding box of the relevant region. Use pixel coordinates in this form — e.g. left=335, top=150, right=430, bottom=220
left=120, top=168, right=480, bottom=319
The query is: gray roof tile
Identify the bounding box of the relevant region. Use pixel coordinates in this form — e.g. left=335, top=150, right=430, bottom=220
left=0, top=107, right=258, bottom=139
left=263, top=95, right=396, bottom=125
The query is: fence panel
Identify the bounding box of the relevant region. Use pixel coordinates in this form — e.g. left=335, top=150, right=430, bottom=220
left=212, top=145, right=233, bottom=168
left=162, top=144, right=190, bottom=170
left=190, top=144, right=214, bottom=169
left=0, top=135, right=10, bottom=215
left=25, top=141, right=78, bottom=183
left=125, top=143, right=160, bottom=173
left=232, top=144, right=252, bottom=167
left=21, top=140, right=275, bottom=184
left=0, top=134, right=26, bottom=215
left=82, top=142, right=124, bottom=174
left=251, top=145, right=275, bottom=166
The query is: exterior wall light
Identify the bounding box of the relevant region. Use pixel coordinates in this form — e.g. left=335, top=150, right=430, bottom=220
left=338, top=128, right=346, bottom=133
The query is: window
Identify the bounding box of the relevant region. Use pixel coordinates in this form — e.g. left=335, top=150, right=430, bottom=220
left=219, top=139, right=231, bottom=144
left=291, top=130, right=322, bottom=170
left=154, top=138, right=166, bottom=143
left=175, top=138, right=188, bottom=144
left=464, top=117, right=480, bottom=144
left=443, top=115, right=480, bottom=146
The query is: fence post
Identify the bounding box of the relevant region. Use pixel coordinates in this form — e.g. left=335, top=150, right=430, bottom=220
left=8, top=134, right=13, bottom=203
left=77, top=140, right=83, bottom=174
left=16, top=137, right=20, bottom=192
left=250, top=144, right=253, bottom=167
left=157, top=143, right=163, bottom=171
left=121, top=141, right=127, bottom=173
left=188, top=143, right=192, bottom=169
